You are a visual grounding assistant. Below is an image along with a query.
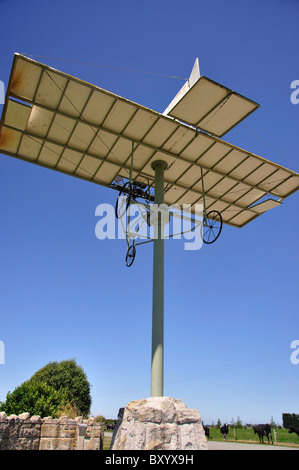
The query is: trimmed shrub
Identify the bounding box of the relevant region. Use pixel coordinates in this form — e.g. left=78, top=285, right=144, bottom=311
left=0, top=381, right=68, bottom=417
left=282, top=413, right=299, bottom=428
left=28, top=359, right=91, bottom=417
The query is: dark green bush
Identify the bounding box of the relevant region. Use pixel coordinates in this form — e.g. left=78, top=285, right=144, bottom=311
left=282, top=413, right=299, bottom=428
left=0, top=381, right=68, bottom=417
left=28, top=359, right=91, bottom=417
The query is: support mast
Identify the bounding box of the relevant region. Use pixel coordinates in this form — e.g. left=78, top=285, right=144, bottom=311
left=151, top=160, right=168, bottom=397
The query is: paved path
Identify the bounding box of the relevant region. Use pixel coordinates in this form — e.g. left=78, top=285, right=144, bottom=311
left=208, top=440, right=299, bottom=450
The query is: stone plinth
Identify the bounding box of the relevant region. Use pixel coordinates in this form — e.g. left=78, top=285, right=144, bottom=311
left=110, top=397, right=208, bottom=450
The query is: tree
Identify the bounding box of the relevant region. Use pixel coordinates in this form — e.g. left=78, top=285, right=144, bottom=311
left=28, top=359, right=91, bottom=417
left=236, top=416, right=242, bottom=428
left=0, top=381, right=68, bottom=417
left=270, top=416, right=276, bottom=427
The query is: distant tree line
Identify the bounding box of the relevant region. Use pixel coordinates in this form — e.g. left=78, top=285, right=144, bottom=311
left=94, top=415, right=117, bottom=430
left=211, top=416, right=278, bottom=428
left=209, top=414, right=299, bottom=429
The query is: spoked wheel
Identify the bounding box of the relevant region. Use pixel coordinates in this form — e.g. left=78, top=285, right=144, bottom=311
left=126, top=244, right=136, bottom=267
left=142, top=187, right=151, bottom=205
left=202, top=210, right=223, bottom=244
left=115, top=181, right=132, bottom=219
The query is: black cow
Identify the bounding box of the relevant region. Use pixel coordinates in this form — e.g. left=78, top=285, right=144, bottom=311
left=106, top=423, right=115, bottom=431
left=203, top=425, right=210, bottom=439
left=289, top=426, right=299, bottom=437
left=253, top=424, right=273, bottom=444
left=220, top=424, right=229, bottom=441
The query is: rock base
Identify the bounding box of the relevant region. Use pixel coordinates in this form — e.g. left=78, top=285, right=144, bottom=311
left=110, top=397, right=208, bottom=450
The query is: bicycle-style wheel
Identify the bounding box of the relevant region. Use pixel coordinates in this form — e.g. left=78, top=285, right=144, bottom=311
left=126, top=244, right=136, bottom=267
left=202, top=210, right=223, bottom=244
left=115, top=181, right=132, bottom=219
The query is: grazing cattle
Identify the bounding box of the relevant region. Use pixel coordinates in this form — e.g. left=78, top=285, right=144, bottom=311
left=106, top=423, right=115, bottom=431
left=220, top=424, right=229, bottom=441
left=203, top=425, right=210, bottom=439
left=253, top=424, right=273, bottom=444
left=289, top=426, right=299, bottom=437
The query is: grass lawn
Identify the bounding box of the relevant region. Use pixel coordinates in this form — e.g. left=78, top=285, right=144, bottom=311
left=104, top=432, right=113, bottom=450
left=209, top=427, right=299, bottom=447
left=103, top=428, right=299, bottom=449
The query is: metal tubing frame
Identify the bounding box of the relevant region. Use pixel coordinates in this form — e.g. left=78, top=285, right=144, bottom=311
left=121, top=198, right=205, bottom=247
left=201, top=166, right=207, bottom=220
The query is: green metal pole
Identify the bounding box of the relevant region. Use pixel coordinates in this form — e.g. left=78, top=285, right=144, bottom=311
left=151, top=160, right=168, bottom=397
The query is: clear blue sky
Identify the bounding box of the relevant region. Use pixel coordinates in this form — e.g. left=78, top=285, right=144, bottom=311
left=0, top=0, right=298, bottom=425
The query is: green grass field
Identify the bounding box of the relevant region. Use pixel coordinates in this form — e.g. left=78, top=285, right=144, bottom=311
left=103, top=428, right=299, bottom=449
left=104, top=433, right=112, bottom=450
left=209, top=427, right=299, bottom=447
